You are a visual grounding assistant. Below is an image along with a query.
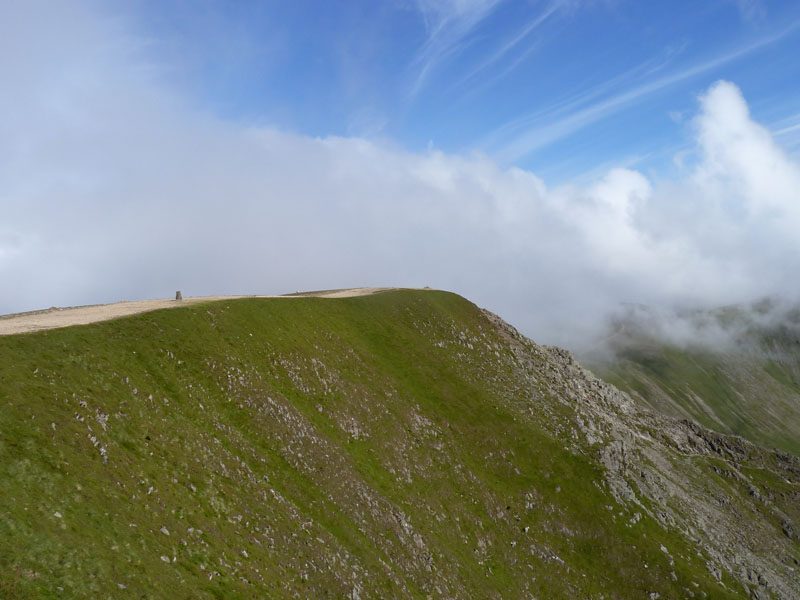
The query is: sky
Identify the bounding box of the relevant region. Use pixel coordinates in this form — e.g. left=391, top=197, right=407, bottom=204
left=3, top=0, right=800, bottom=349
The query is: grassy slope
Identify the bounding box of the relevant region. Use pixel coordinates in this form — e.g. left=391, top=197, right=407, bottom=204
left=0, top=291, right=780, bottom=598
left=593, top=327, right=800, bottom=456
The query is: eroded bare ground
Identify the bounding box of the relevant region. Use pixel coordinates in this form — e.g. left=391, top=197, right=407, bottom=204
left=0, top=287, right=399, bottom=336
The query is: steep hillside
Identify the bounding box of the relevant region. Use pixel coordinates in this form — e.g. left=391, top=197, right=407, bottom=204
left=1, top=291, right=798, bottom=598
left=589, top=305, right=800, bottom=456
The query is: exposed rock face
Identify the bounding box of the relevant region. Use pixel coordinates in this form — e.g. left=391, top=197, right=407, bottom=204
left=0, top=291, right=797, bottom=598
left=589, top=306, right=800, bottom=457
left=486, top=308, right=800, bottom=599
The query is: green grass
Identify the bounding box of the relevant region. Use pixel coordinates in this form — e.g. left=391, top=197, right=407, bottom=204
left=596, top=340, right=800, bottom=456
left=0, top=291, right=765, bottom=597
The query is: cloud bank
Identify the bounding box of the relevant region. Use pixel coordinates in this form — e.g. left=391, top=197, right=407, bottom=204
left=2, top=2, right=800, bottom=350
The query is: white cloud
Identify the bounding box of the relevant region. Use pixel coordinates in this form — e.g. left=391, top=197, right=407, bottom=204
left=694, top=81, right=800, bottom=230
left=487, top=23, right=800, bottom=163
left=2, top=2, right=800, bottom=353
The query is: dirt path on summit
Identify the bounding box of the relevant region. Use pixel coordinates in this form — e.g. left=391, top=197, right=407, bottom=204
left=0, top=288, right=396, bottom=337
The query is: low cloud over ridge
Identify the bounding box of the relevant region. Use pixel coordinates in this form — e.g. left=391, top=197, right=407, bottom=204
left=2, top=3, right=800, bottom=350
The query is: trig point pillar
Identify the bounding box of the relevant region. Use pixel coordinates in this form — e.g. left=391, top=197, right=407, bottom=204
left=175, top=291, right=182, bottom=301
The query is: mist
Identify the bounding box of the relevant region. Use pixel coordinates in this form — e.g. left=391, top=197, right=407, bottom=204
left=584, top=297, right=800, bottom=364
left=3, top=2, right=800, bottom=352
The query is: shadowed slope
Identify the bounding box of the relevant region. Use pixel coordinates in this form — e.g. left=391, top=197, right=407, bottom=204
left=589, top=306, right=800, bottom=456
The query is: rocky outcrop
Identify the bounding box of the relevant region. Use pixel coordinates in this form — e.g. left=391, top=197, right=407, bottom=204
left=483, top=308, right=800, bottom=599
left=1, top=292, right=797, bottom=598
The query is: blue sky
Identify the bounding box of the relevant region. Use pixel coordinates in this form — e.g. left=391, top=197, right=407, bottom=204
left=3, top=0, right=800, bottom=348
left=124, top=0, right=800, bottom=180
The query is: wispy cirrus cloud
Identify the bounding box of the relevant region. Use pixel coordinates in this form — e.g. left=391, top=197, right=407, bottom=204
left=772, top=113, right=800, bottom=153
left=486, top=20, right=800, bottom=164
left=454, top=0, right=566, bottom=89
left=730, top=0, right=767, bottom=22
left=408, top=0, right=504, bottom=97
left=774, top=120, right=800, bottom=135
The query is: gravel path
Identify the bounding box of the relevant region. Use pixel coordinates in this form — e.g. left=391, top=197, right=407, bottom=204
left=0, top=287, right=396, bottom=336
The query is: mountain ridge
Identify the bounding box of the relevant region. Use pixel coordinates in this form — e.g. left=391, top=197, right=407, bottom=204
left=1, top=290, right=797, bottom=598
left=588, top=301, right=800, bottom=457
